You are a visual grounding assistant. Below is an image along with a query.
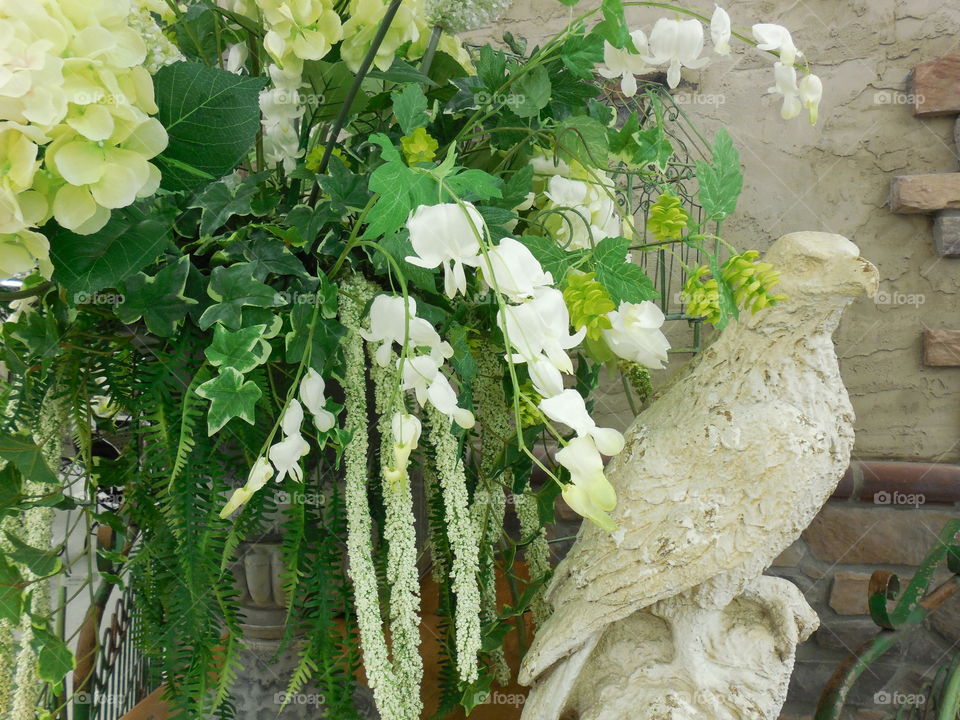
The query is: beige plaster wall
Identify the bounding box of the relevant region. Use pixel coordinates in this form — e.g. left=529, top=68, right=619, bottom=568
left=471, top=0, right=960, bottom=462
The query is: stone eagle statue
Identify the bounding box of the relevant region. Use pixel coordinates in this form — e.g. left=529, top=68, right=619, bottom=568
left=519, top=232, right=879, bottom=720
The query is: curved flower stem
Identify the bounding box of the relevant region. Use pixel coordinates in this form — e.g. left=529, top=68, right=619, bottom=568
left=0, top=281, right=53, bottom=301
left=309, top=0, right=405, bottom=204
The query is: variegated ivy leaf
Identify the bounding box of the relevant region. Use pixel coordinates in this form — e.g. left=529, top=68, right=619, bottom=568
left=195, top=367, right=262, bottom=435
left=204, top=323, right=270, bottom=374
left=116, top=256, right=198, bottom=337
left=198, top=262, right=286, bottom=330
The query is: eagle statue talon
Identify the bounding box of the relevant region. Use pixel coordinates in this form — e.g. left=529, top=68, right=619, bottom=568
left=519, top=233, right=879, bottom=720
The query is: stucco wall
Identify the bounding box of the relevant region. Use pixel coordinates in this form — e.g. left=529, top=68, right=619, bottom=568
left=470, top=0, right=960, bottom=463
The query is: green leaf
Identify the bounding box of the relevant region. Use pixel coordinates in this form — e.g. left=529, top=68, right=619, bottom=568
left=609, top=111, right=673, bottom=170
left=497, top=165, right=534, bottom=209
left=153, top=61, right=266, bottom=191
left=284, top=302, right=345, bottom=373
left=696, top=129, right=743, bottom=221
left=0, top=432, right=59, bottom=485
left=0, top=556, right=23, bottom=623
left=116, top=256, right=198, bottom=337
left=5, top=533, right=61, bottom=577
left=708, top=252, right=739, bottom=330
left=591, top=237, right=659, bottom=304
left=444, top=169, right=503, bottom=203
left=369, top=133, right=403, bottom=165
left=512, top=65, right=551, bottom=118
left=196, top=367, right=263, bottom=435
left=518, top=236, right=587, bottom=282
left=199, top=263, right=286, bottom=330
left=591, top=0, right=634, bottom=49
left=242, top=236, right=308, bottom=279
left=372, top=233, right=437, bottom=294
left=204, top=323, right=269, bottom=373
left=555, top=115, right=608, bottom=168
left=30, top=624, right=75, bottom=688
left=190, top=173, right=267, bottom=237
left=366, top=58, right=438, bottom=87
left=561, top=33, right=605, bottom=79
left=50, top=203, right=174, bottom=301
left=392, top=84, right=430, bottom=135
left=447, top=324, right=477, bottom=384
left=302, top=60, right=371, bottom=123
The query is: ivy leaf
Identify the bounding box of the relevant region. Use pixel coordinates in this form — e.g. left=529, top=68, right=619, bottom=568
left=198, top=263, right=286, bottom=330
left=5, top=533, right=61, bottom=577
left=116, top=256, right=198, bottom=337
left=555, top=115, right=609, bottom=168
left=0, top=432, right=59, bottom=484
left=242, top=237, right=308, bottom=280
left=189, top=173, right=268, bottom=237
left=0, top=556, right=23, bottom=624
left=591, top=0, right=634, bottom=49
left=195, top=367, right=263, bottom=435
left=316, top=155, right=369, bottom=214
left=447, top=324, right=477, bottom=384
left=696, top=129, right=743, bottom=222
left=49, top=202, right=174, bottom=301
left=561, top=33, right=605, bottom=79
left=30, top=624, right=75, bottom=688
left=153, top=61, right=266, bottom=191
left=591, top=237, right=659, bottom=304
left=392, top=84, right=430, bottom=135
left=372, top=233, right=438, bottom=294
left=497, top=165, right=534, bottom=209
left=512, top=65, right=551, bottom=118
left=517, top=236, right=587, bottom=282
left=204, top=323, right=269, bottom=373
left=284, top=302, right=346, bottom=373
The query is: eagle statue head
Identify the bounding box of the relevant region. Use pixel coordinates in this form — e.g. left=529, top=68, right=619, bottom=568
left=763, top=231, right=879, bottom=301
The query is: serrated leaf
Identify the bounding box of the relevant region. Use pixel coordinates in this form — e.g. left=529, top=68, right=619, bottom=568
left=0, top=556, right=23, bottom=623
left=592, top=237, right=658, bottom=304
left=30, top=624, right=75, bottom=688
left=444, top=168, right=503, bottom=202
left=372, top=233, right=437, bottom=294
left=512, top=65, right=551, bottom=118
left=242, top=236, right=308, bottom=279
left=196, top=367, right=262, bottom=435
left=50, top=203, right=174, bottom=300
left=0, top=432, right=59, bottom=484
left=518, top=235, right=588, bottom=282
left=199, top=263, right=286, bottom=330
left=696, top=129, right=743, bottom=221
left=392, top=84, right=430, bottom=135
left=555, top=115, right=609, bottom=168
left=591, top=0, right=634, bottom=49
left=204, top=323, right=269, bottom=373
left=708, top=252, right=739, bottom=329
left=561, top=33, right=605, bottom=79
left=447, top=324, right=477, bottom=384
left=5, top=533, right=61, bottom=577
left=116, top=256, right=197, bottom=337
left=153, top=62, right=266, bottom=191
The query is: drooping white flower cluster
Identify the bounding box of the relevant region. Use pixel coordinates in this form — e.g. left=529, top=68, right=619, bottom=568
left=361, top=293, right=475, bottom=429
left=595, top=6, right=822, bottom=124
left=424, top=0, right=513, bottom=34
left=220, top=369, right=337, bottom=517
left=127, top=1, right=184, bottom=74
left=529, top=154, right=622, bottom=251
left=0, top=0, right=169, bottom=281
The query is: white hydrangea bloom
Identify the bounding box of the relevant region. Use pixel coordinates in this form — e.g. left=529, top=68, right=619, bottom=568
left=425, top=0, right=513, bottom=33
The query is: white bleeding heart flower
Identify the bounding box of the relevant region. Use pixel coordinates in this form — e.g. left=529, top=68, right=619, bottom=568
left=471, top=237, right=553, bottom=301
left=269, top=433, right=310, bottom=483
left=390, top=411, right=422, bottom=474
left=711, top=6, right=731, bottom=55
left=219, top=457, right=274, bottom=518
left=499, top=287, right=585, bottom=376
left=405, top=202, right=485, bottom=297
left=602, top=300, right=671, bottom=369
left=597, top=29, right=651, bottom=97
left=643, top=18, right=710, bottom=89
left=528, top=355, right=565, bottom=398
left=280, top=398, right=305, bottom=437
left=539, top=389, right=625, bottom=456
left=556, top=435, right=618, bottom=531
left=752, top=23, right=800, bottom=67
left=299, top=368, right=336, bottom=432
left=401, top=355, right=475, bottom=429
left=799, top=73, right=822, bottom=125
left=767, top=62, right=801, bottom=119
left=360, top=294, right=453, bottom=366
